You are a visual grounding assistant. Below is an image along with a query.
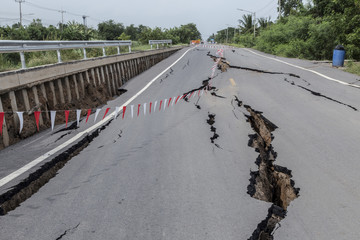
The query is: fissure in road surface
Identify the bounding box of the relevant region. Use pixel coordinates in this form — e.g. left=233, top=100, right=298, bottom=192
left=206, top=113, right=221, bottom=149
left=0, top=119, right=114, bottom=215
left=208, top=50, right=300, bottom=238
left=232, top=99, right=299, bottom=240
left=283, top=78, right=358, bottom=111
left=55, top=223, right=80, bottom=240
left=209, top=50, right=357, bottom=112
left=207, top=53, right=301, bottom=78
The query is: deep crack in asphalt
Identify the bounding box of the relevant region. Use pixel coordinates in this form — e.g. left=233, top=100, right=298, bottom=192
left=231, top=98, right=299, bottom=240
left=206, top=113, right=221, bottom=149
left=0, top=119, right=114, bottom=215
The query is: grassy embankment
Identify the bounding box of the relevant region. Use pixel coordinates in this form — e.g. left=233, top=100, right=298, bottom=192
left=344, top=61, right=360, bottom=76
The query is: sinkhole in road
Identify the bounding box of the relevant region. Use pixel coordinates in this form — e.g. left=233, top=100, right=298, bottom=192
left=237, top=102, right=300, bottom=240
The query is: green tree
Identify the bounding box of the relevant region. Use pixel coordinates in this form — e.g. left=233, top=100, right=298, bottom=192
left=258, top=17, right=272, bottom=29
left=98, top=20, right=124, bottom=40
left=310, top=0, right=355, bottom=17
left=125, top=24, right=138, bottom=40
left=214, top=29, right=227, bottom=43
left=178, top=23, right=201, bottom=43
left=280, top=0, right=303, bottom=17
left=27, top=19, right=50, bottom=40
left=139, top=27, right=166, bottom=44
left=61, top=21, right=96, bottom=40
left=239, top=14, right=254, bottom=34
left=118, top=32, right=131, bottom=40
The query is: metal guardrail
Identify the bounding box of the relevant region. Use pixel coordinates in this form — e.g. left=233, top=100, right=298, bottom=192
left=149, top=40, right=172, bottom=49
left=0, top=40, right=132, bottom=69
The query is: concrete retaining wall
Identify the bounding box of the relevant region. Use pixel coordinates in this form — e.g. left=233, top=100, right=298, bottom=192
left=0, top=47, right=182, bottom=149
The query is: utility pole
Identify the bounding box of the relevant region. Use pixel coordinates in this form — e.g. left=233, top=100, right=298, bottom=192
left=82, top=15, right=89, bottom=27
left=226, top=27, right=228, bottom=43
left=82, top=15, right=89, bottom=34
left=234, top=27, right=236, bottom=42
left=226, top=24, right=230, bottom=44
left=15, top=0, right=25, bottom=26
left=253, top=12, right=256, bottom=38
left=59, top=9, right=66, bottom=33
left=278, top=0, right=281, bottom=19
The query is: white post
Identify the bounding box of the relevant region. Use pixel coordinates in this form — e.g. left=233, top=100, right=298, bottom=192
left=151, top=44, right=153, bottom=50
left=83, top=48, right=87, bottom=59
left=128, top=45, right=131, bottom=53
left=253, top=12, right=256, bottom=38
left=117, top=46, right=120, bottom=54
left=20, top=52, right=26, bottom=69
left=102, top=47, right=106, bottom=57
left=57, top=49, right=62, bottom=63
left=157, top=44, right=159, bottom=49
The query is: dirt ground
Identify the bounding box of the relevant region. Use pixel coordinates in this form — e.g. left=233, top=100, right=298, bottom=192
left=0, top=80, right=115, bottom=150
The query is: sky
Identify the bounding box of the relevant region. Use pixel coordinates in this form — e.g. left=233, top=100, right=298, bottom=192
left=1, top=0, right=280, bottom=40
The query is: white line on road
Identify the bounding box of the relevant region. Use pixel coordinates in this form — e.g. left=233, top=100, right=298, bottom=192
left=0, top=47, right=194, bottom=188
left=244, top=48, right=360, bottom=89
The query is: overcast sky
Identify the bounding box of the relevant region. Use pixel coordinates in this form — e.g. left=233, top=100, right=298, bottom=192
left=1, top=0, right=280, bottom=39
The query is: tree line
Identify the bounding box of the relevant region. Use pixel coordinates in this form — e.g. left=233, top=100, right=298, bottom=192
left=0, top=20, right=201, bottom=45
left=0, top=20, right=201, bottom=71
left=211, top=0, right=360, bottom=60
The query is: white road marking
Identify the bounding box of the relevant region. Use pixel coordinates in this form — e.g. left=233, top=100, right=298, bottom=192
left=0, top=47, right=194, bottom=188
left=244, top=48, right=360, bottom=89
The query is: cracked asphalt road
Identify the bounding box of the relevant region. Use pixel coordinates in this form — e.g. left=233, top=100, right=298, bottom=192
left=0, top=46, right=359, bottom=239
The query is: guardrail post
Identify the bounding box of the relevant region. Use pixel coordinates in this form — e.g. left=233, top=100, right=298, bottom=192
left=117, top=46, right=120, bottom=54
left=20, top=52, right=26, bottom=69
left=83, top=48, right=87, bottom=59
left=9, top=91, right=19, bottom=129
left=57, top=50, right=62, bottom=63
left=157, top=44, right=159, bottom=49
left=151, top=45, right=153, bottom=50
left=0, top=96, right=10, bottom=147
left=102, top=47, right=106, bottom=57
left=128, top=45, right=131, bottom=53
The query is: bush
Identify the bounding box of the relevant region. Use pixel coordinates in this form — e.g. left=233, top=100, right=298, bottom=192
left=235, top=33, right=255, bottom=48
left=253, top=15, right=346, bottom=60
left=274, top=39, right=309, bottom=58
left=255, top=16, right=314, bottom=56
left=345, top=27, right=360, bottom=60
left=306, top=19, right=336, bottom=59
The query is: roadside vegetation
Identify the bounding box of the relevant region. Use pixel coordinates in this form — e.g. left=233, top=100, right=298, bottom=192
left=344, top=61, right=360, bottom=76
left=210, top=0, right=360, bottom=74
left=0, top=20, right=200, bottom=72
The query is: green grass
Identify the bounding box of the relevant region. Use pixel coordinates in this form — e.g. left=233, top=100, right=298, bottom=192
left=344, top=61, right=360, bottom=76
left=0, top=54, right=19, bottom=72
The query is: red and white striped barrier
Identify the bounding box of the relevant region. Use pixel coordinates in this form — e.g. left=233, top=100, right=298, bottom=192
left=0, top=89, right=208, bottom=135
left=0, top=46, right=227, bottom=138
